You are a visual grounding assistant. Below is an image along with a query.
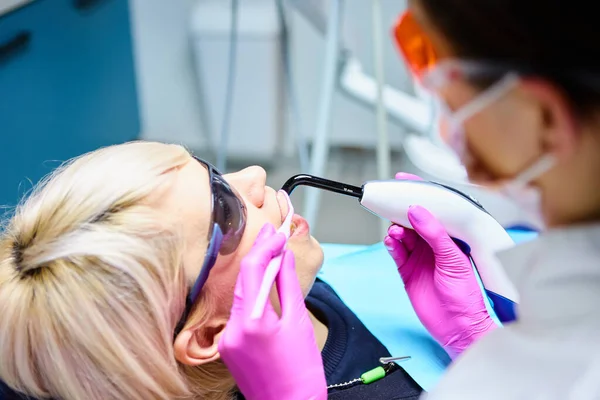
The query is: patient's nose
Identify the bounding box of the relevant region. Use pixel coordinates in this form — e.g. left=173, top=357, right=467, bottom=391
left=225, top=166, right=267, bottom=207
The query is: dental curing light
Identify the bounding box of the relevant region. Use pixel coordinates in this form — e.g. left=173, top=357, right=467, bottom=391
left=282, top=174, right=518, bottom=323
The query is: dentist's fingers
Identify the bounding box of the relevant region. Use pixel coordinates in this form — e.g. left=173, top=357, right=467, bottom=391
left=240, top=233, right=286, bottom=319
left=388, top=224, right=420, bottom=251
left=407, top=206, right=453, bottom=250
left=384, top=235, right=408, bottom=265
left=407, top=206, right=471, bottom=272
left=233, top=224, right=276, bottom=302
left=252, top=223, right=277, bottom=249
left=395, top=172, right=424, bottom=181
left=230, top=268, right=245, bottom=317
left=385, top=232, right=421, bottom=283
left=276, top=250, right=306, bottom=321
left=390, top=172, right=424, bottom=250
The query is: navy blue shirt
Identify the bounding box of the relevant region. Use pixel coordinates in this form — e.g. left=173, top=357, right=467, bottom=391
left=307, top=279, right=422, bottom=399
left=236, top=279, right=422, bottom=399
left=0, top=382, right=30, bottom=399
left=307, top=278, right=399, bottom=386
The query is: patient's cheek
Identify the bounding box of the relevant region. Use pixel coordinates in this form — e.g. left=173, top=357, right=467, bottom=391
left=205, top=263, right=240, bottom=316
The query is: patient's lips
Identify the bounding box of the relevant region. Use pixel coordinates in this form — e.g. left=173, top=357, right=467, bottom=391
left=290, top=214, right=309, bottom=237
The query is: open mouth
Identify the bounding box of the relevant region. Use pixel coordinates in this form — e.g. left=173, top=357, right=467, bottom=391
left=290, top=221, right=297, bottom=235
left=290, top=214, right=309, bottom=237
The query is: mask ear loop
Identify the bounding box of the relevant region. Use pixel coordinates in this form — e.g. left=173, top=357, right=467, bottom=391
left=440, top=69, right=554, bottom=188
left=452, top=73, right=521, bottom=124
left=511, top=154, right=557, bottom=188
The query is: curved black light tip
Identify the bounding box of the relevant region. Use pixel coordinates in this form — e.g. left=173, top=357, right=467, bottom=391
left=281, top=174, right=363, bottom=199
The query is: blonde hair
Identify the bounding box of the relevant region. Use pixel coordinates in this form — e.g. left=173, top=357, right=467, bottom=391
left=0, top=141, right=234, bottom=400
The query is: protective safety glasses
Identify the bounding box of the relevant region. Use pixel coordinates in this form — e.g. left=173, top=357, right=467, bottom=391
left=393, top=10, right=438, bottom=79
left=174, top=157, right=247, bottom=337
left=393, top=11, right=507, bottom=85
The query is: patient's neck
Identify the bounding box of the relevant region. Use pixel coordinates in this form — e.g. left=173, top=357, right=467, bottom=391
left=309, top=311, right=329, bottom=351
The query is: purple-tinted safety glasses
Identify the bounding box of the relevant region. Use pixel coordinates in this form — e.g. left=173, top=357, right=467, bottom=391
left=173, top=157, right=247, bottom=337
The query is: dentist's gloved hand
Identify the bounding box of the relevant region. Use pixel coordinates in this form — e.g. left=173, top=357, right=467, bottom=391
left=218, top=224, right=327, bottom=400
left=384, top=172, right=497, bottom=359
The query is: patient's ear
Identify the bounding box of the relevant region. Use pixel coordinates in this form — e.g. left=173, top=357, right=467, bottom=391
left=174, top=318, right=228, bottom=366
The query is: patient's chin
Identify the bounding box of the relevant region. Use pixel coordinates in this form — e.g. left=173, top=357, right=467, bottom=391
left=311, top=237, right=324, bottom=267
left=309, top=233, right=321, bottom=245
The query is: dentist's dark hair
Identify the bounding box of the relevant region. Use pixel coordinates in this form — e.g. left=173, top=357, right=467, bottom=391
left=416, top=0, right=600, bottom=118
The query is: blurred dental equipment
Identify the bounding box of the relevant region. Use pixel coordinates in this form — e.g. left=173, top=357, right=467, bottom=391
left=191, top=1, right=538, bottom=233
left=275, top=0, right=310, bottom=172
left=289, top=0, right=344, bottom=231
left=287, top=0, right=432, bottom=134
left=191, top=0, right=456, bottom=180
left=372, top=0, right=391, bottom=237
left=285, top=0, right=467, bottom=234
left=191, top=1, right=284, bottom=167
left=282, top=174, right=518, bottom=323
left=216, top=0, right=239, bottom=171
left=285, top=0, right=544, bottom=232
left=192, top=0, right=312, bottom=172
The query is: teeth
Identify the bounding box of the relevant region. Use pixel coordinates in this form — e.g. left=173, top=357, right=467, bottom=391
left=290, top=222, right=297, bottom=235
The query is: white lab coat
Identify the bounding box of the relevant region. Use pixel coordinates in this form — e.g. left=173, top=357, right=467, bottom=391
left=423, top=223, right=600, bottom=400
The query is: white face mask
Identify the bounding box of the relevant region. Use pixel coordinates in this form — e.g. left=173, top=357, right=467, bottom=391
left=438, top=73, right=556, bottom=227
left=496, top=154, right=557, bottom=227
left=440, top=73, right=520, bottom=166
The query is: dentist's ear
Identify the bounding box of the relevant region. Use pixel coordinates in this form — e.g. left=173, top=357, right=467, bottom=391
left=174, top=318, right=229, bottom=366
left=519, top=78, right=579, bottom=159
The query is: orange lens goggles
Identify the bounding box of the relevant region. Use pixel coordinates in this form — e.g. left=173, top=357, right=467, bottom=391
left=393, top=11, right=438, bottom=78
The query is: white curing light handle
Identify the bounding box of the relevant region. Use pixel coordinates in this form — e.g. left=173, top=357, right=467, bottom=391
left=360, top=180, right=519, bottom=323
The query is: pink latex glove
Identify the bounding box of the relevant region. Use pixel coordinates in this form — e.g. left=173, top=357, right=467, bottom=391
left=384, top=172, right=497, bottom=359
left=218, top=224, right=327, bottom=400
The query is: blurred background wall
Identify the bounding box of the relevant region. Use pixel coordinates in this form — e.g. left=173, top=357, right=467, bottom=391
left=130, top=0, right=410, bottom=152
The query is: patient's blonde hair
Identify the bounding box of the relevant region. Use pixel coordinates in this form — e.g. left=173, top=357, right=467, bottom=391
left=0, top=141, right=234, bottom=399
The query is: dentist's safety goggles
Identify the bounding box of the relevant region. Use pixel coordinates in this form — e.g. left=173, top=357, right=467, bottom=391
left=174, top=157, right=247, bottom=337
left=393, top=9, right=520, bottom=93
left=393, top=10, right=437, bottom=80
